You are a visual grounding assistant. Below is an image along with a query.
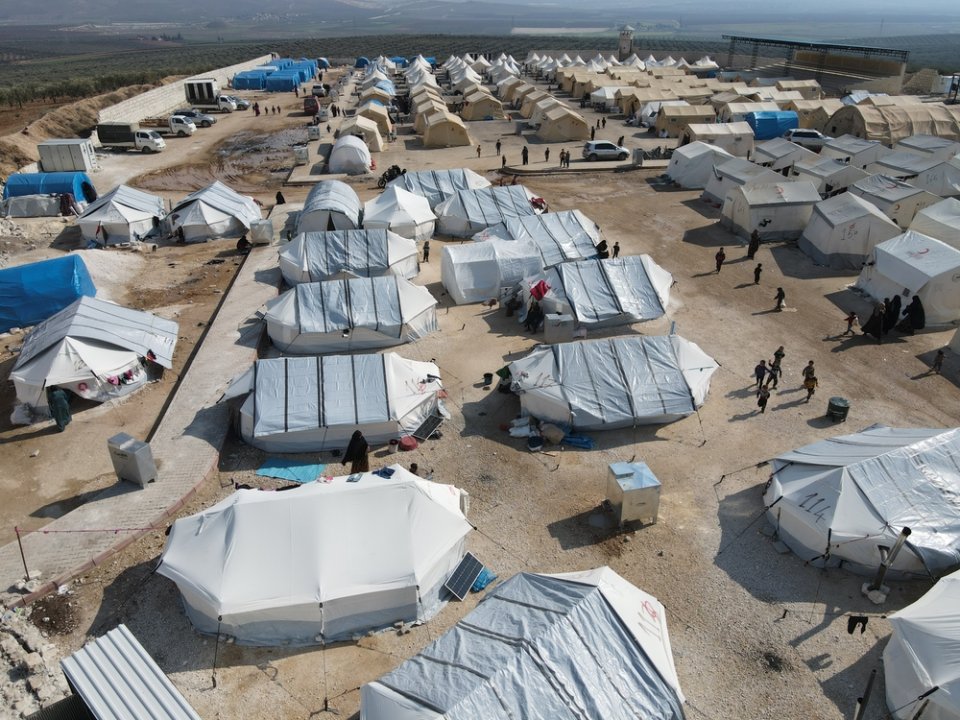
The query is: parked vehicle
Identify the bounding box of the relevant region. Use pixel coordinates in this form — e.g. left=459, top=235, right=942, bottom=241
left=184, top=79, right=237, bottom=113
left=225, top=95, right=250, bottom=110
left=311, top=84, right=327, bottom=97
left=96, top=122, right=166, bottom=153
left=782, top=128, right=832, bottom=150
left=303, top=96, right=320, bottom=115
left=140, top=115, right=197, bottom=137
left=582, top=140, right=629, bottom=161
left=172, top=109, right=217, bottom=127
left=377, top=165, right=406, bottom=189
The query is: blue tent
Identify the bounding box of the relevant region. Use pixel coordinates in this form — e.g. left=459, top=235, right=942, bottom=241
left=355, top=56, right=370, bottom=68
left=746, top=111, right=799, bottom=141
left=0, top=255, right=96, bottom=332
left=317, top=57, right=330, bottom=69
left=265, top=72, right=301, bottom=92
left=232, top=71, right=267, bottom=90
left=3, top=172, right=97, bottom=203
left=389, top=56, right=407, bottom=68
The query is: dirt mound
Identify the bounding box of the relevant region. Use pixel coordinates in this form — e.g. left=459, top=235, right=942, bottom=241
left=0, top=85, right=155, bottom=177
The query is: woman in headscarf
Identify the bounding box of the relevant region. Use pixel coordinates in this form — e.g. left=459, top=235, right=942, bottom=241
left=46, top=386, right=72, bottom=432
left=341, top=430, right=369, bottom=474
left=898, top=295, right=926, bottom=335
left=861, top=301, right=886, bottom=343
left=884, top=294, right=902, bottom=333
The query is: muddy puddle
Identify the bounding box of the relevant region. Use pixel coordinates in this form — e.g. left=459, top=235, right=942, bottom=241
left=132, top=127, right=309, bottom=194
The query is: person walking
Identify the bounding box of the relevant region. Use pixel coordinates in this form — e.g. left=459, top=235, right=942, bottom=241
left=253, top=102, right=260, bottom=116
left=544, top=148, right=550, bottom=163
left=933, top=348, right=945, bottom=374
left=753, top=360, right=768, bottom=389
left=521, top=146, right=529, bottom=165
left=775, top=287, right=786, bottom=311
left=341, top=430, right=370, bottom=473
left=757, top=385, right=770, bottom=414
left=275, top=191, right=286, bottom=205
left=617, top=135, right=624, bottom=146
left=803, top=374, right=818, bottom=403
left=754, top=263, right=762, bottom=285
left=747, top=229, right=760, bottom=260
left=591, top=126, right=596, bottom=141
left=47, top=386, right=72, bottom=432
left=422, top=240, right=430, bottom=263
left=477, top=144, right=482, bottom=158
left=843, top=310, right=858, bottom=335
left=601, top=116, right=606, bottom=129
left=612, top=241, right=620, bottom=258
left=502, top=154, right=507, bottom=168
left=801, top=360, right=815, bottom=385
left=715, top=247, right=726, bottom=273
left=766, top=346, right=785, bottom=389
left=495, top=139, right=501, bottom=156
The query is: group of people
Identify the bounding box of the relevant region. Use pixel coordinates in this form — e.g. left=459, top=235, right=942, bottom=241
left=752, top=349, right=818, bottom=413
left=860, top=293, right=926, bottom=343
left=252, top=103, right=282, bottom=117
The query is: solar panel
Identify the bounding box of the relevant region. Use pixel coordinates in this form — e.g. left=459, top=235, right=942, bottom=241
left=413, top=413, right=444, bottom=441
left=444, top=552, right=484, bottom=601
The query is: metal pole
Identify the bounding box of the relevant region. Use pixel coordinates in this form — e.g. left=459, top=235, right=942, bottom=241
left=853, top=669, right=876, bottom=720
left=212, top=615, right=223, bottom=689
left=910, top=700, right=930, bottom=720
left=14, top=527, right=29, bottom=580
left=869, top=527, right=912, bottom=592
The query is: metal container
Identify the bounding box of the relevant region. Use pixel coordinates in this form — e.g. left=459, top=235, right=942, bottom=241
left=827, top=396, right=850, bottom=422
left=606, top=461, right=661, bottom=525
left=107, top=433, right=157, bottom=488
left=543, top=314, right=575, bottom=344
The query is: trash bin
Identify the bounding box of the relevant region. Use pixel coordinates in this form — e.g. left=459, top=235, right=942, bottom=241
left=827, top=396, right=850, bottom=422
left=107, top=433, right=157, bottom=487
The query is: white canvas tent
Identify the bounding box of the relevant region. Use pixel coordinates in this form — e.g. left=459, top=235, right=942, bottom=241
left=884, top=569, right=960, bottom=720
left=297, top=181, right=363, bottom=234
left=720, top=181, right=821, bottom=241
left=473, top=209, right=600, bottom=267
left=279, top=230, right=419, bottom=285
left=508, top=335, right=718, bottom=430
left=912, top=157, right=960, bottom=198
left=329, top=135, right=372, bottom=175
left=680, top=122, right=755, bottom=157
left=363, top=186, right=436, bottom=241
left=702, top=158, right=785, bottom=205
left=388, top=168, right=490, bottom=209
left=11, top=296, right=177, bottom=418
left=764, top=426, right=960, bottom=577
left=821, top=135, right=890, bottom=168
left=910, top=198, right=960, bottom=248
left=434, top=185, right=538, bottom=237
left=158, top=466, right=470, bottom=646
left=790, top=157, right=869, bottom=196
left=752, top=138, right=818, bottom=172
left=77, top=185, right=164, bottom=245
left=441, top=240, right=542, bottom=304
left=799, top=193, right=901, bottom=270
left=854, top=231, right=960, bottom=325
left=666, top=142, right=735, bottom=189
left=167, top=181, right=261, bottom=242
left=264, top=276, right=437, bottom=353
left=895, top=134, right=960, bottom=162
left=525, top=256, right=672, bottom=328
left=223, top=353, right=443, bottom=452
left=361, top=567, right=685, bottom=720
left=849, top=175, right=941, bottom=229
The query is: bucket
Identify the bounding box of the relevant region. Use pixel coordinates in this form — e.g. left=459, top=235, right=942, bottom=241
left=483, top=372, right=494, bottom=386
left=826, top=396, right=850, bottom=422
left=388, top=438, right=399, bottom=454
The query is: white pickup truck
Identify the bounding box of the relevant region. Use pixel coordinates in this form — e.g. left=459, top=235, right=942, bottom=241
left=96, top=122, right=167, bottom=152
left=139, top=115, right=197, bottom=137
left=184, top=78, right=237, bottom=113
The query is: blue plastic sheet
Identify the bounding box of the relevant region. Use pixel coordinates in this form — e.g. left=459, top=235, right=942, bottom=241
left=471, top=567, right=497, bottom=593
left=0, top=255, right=96, bottom=333
left=256, top=457, right=325, bottom=484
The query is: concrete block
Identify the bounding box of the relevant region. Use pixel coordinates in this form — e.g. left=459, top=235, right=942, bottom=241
left=22, top=652, right=42, bottom=674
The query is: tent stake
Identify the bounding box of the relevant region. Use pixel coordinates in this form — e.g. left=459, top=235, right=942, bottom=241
left=14, top=527, right=29, bottom=580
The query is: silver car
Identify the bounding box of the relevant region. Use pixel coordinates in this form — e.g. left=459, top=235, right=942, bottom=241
left=782, top=128, right=832, bottom=150
left=173, top=109, right=217, bottom=128
left=582, top=140, right=629, bottom=161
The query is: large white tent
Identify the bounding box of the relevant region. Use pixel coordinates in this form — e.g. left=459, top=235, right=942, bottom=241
left=434, top=185, right=539, bottom=237
left=279, top=230, right=419, bottom=285
left=910, top=198, right=960, bottom=248
left=166, top=181, right=261, bottom=242
left=790, top=157, right=869, bottom=196
left=821, top=135, right=890, bottom=168
left=884, top=569, right=960, bottom=720
left=77, top=185, right=165, bottom=246
left=158, top=466, right=471, bottom=646
left=854, top=231, right=960, bottom=325
left=264, top=276, right=438, bottom=353
left=798, top=193, right=901, bottom=271
left=329, top=135, right=372, bottom=175
left=849, top=175, right=941, bottom=229
left=752, top=138, right=818, bottom=172
left=363, top=186, right=436, bottom=241
left=524, top=256, right=672, bottom=328
left=11, top=296, right=177, bottom=418
left=666, top=141, right=734, bottom=189
left=388, top=168, right=491, bottom=209
left=895, top=134, right=960, bottom=162
left=702, top=159, right=785, bottom=205
left=720, top=181, right=821, bottom=241
left=297, top=181, right=363, bottom=234
left=473, top=209, right=600, bottom=267
left=509, top=335, right=718, bottom=430
left=441, top=240, right=542, bottom=305
left=764, top=426, right=960, bottom=577
left=361, top=567, right=685, bottom=720
left=223, top=353, right=442, bottom=452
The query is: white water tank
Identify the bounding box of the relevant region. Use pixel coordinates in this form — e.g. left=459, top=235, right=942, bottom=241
left=107, top=433, right=157, bottom=488
left=606, top=461, right=660, bottom=525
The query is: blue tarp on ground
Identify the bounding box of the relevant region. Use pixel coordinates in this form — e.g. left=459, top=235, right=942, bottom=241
left=0, top=255, right=96, bottom=332
left=256, top=457, right=326, bottom=484
left=2, top=172, right=97, bottom=203
left=746, top=111, right=799, bottom=141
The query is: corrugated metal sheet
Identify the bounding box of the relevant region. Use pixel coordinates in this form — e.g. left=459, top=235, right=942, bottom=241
left=60, top=625, right=200, bottom=720
left=26, top=694, right=93, bottom=720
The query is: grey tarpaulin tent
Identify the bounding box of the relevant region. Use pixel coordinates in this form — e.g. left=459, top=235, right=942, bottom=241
left=434, top=185, right=539, bottom=237
left=473, top=209, right=600, bottom=267
left=361, top=567, right=685, bottom=720
left=279, top=229, right=419, bottom=284
left=388, top=168, right=491, bottom=209
left=297, top=180, right=363, bottom=233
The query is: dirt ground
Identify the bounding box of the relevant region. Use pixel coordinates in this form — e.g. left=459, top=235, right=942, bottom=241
left=3, top=67, right=960, bottom=720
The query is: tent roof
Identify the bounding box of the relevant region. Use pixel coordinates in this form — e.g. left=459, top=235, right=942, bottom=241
left=365, top=568, right=684, bottom=719
left=364, top=186, right=436, bottom=226
left=911, top=198, right=960, bottom=235
left=871, top=152, right=941, bottom=176
left=736, top=181, right=822, bottom=206
left=389, top=168, right=491, bottom=208
left=302, top=181, right=363, bottom=226
left=170, top=181, right=260, bottom=226
left=14, top=296, right=177, bottom=370
left=811, top=193, right=897, bottom=229
left=852, top=174, right=933, bottom=203
left=279, top=229, right=417, bottom=280
left=78, top=184, right=164, bottom=222
left=874, top=231, right=960, bottom=285
left=473, top=209, right=599, bottom=267
left=159, top=465, right=469, bottom=618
